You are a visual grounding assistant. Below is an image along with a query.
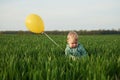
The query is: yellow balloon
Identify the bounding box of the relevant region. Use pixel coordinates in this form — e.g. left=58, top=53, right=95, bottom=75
left=25, top=14, right=44, bottom=33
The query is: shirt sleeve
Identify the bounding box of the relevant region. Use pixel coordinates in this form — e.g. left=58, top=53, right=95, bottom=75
left=65, top=48, right=76, bottom=59
left=65, top=47, right=70, bottom=56
left=78, top=44, right=87, bottom=56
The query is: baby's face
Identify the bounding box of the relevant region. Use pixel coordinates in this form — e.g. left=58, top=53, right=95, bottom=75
left=67, top=38, right=78, bottom=48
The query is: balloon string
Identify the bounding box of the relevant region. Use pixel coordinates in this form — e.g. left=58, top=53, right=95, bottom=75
left=42, top=32, right=63, bottom=50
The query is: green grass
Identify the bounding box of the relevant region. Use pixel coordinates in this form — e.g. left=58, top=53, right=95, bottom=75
left=0, top=34, right=120, bottom=80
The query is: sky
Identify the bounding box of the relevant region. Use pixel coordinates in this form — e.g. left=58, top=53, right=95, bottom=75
left=0, top=0, right=120, bottom=31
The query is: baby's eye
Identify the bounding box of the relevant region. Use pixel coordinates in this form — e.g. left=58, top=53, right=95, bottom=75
left=74, top=42, right=77, bottom=44
left=72, top=43, right=77, bottom=44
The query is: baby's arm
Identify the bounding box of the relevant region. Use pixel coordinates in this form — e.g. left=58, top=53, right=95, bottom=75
left=65, top=47, right=70, bottom=56
left=78, top=44, right=87, bottom=56
left=81, top=46, right=87, bottom=54
left=65, top=48, right=76, bottom=60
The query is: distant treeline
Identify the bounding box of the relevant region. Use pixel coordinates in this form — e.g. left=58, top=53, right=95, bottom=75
left=0, top=30, right=120, bottom=35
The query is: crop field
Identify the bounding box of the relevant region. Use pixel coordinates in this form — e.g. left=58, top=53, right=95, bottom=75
left=0, top=34, right=120, bottom=80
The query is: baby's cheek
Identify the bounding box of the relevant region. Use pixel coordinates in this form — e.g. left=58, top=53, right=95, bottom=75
left=70, top=44, right=72, bottom=47
left=73, top=44, right=77, bottom=48
left=70, top=44, right=73, bottom=48
left=76, top=44, right=78, bottom=47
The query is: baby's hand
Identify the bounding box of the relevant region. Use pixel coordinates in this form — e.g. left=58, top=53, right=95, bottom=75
left=69, top=55, right=76, bottom=61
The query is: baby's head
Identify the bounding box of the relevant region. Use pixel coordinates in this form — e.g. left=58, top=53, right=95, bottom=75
left=67, top=31, right=78, bottom=48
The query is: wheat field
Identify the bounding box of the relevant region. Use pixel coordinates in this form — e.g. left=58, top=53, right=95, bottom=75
left=0, top=34, right=120, bottom=80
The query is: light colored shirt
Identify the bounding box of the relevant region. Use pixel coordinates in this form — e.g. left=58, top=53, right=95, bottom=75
left=65, top=43, right=87, bottom=57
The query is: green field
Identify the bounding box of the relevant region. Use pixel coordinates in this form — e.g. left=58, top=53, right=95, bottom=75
left=0, top=34, right=120, bottom=80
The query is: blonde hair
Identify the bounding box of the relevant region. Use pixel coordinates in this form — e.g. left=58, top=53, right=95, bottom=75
left=67, top=31, right=78, bottom=40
